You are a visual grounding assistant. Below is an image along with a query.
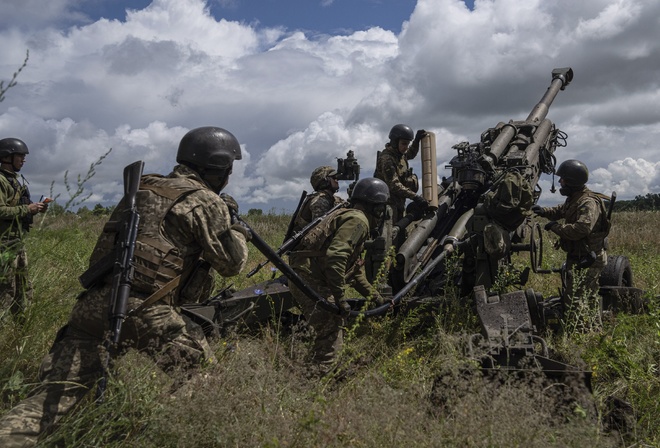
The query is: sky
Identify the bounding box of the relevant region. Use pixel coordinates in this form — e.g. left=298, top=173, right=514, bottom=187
left=0, top=0, right=659, bottom=213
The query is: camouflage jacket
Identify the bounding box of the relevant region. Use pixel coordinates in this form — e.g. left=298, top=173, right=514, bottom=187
left=292, top=190, right=344, bottom=233
left=293, top=208, right=373, bottom=301
left=542, top=186, right=609, bottom=258
left=88, top=164, right=248, bottom=304
left=373, top=143, right=419, bottom=214
left=0, top=168, right=30, bottom=242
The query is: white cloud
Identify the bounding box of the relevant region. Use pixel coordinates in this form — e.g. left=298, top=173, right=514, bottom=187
left=1, top=0, right=659, bottom=212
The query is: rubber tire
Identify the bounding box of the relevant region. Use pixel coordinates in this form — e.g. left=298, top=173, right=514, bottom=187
left=599, top=255, right=633, bottom=287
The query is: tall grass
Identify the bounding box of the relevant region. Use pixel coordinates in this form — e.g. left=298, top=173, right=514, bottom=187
left=0, top=211, right=658, bottom=447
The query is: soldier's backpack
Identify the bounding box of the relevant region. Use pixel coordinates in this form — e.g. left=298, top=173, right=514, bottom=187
left=483, top=169, right=534, bottom=232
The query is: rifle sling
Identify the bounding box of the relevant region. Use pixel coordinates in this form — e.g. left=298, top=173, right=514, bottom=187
left=131, top=275, right=181, bottom=314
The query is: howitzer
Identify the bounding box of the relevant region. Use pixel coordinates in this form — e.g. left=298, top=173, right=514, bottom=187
left=247, top=201, right=346, bottom=278
left=96, top=160, right=144, bottom=400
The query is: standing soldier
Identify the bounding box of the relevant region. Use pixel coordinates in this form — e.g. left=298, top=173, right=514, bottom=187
left=0, top=127, right=249, bottom=447
left=0, top=138, right=48, bottom=318
left=373, top=124, right=427, bottom=224
left=289, top=177, right=389, bottom=375
left=532, top=159, right=610, bottom=330
left=292, top=165, right=344, bottom=233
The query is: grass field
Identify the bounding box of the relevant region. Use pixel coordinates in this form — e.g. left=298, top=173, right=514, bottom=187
left=1, top=210, right=659, bottom=447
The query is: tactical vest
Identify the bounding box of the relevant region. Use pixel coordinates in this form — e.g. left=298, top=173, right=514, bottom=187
left=559, top=190, right=610, bottom=256
left=293, top=191, right=342, bottom=232
left=91, top=174, right=200, bottom=296
left=0, top=170, right=30, bottom=239
left=296, top=208, right=368, bottom=271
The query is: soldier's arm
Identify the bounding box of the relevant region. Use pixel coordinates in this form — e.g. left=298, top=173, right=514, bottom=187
left=0, top=178, right=29, bottom=221
left=380, top=155, right=416, bottom=200
left=184, top=192, right=248, bottom=277
left=550, top=198, right=598, bottom=241
left=542, top=204, right=565, bottom=221
left=324, top=216, right=369, bottom=300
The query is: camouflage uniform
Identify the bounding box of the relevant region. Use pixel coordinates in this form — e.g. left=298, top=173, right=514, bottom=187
left=292, top=190, right=344, bottom=233
left=373, top=143, right=419, bottom=223
left=0, top=165, right=248, bottom=447
left=0, top=168, right=33, bottom=317
left=289, top=208, right=374, bottom=372
left=540, top=186, right=609, bottom=314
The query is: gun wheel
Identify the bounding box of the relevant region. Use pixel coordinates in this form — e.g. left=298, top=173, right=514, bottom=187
left=530, top=221, right=543, bottom=273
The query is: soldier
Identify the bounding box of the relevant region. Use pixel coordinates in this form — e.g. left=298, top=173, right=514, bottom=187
left=373, top=124, right=427, bottom=224
left=288, top=177, right=389, bottom=375
left=0, top=127, right=249, bottom=447
left=292, top=165, right=344, bottom=233
left=0, top=138, right=48, bottom=318
left=532, top=159, right=610, bottom=329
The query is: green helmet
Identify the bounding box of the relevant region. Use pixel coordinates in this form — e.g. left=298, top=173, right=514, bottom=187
left=0, top=138, right=29, bottom=158
left=556, top=159, right=588, bottom=187
left=310, top=165, right=337, bottom=191
left=350, top=177, right=389, bottom=205
left=176, top=127, right=241, bottom=171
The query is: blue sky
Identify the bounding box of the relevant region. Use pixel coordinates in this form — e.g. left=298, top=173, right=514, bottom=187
left=1, top=0, right=659, bottom=211
left=82, top=1, right=473, bottom=35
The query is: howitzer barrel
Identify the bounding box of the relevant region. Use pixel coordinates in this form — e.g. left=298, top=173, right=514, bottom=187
left=482, top=67, right=573, bottom=170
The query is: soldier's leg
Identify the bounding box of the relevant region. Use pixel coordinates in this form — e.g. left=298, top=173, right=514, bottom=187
left=13, top=249, right=32, bottom=316
left=0, top=327, right=103, bottom=447
left=0, top=250, right=19, bottom=317
left=290, top=283, right=344, bottom=370
left=124, top=302, right=213, bottom=373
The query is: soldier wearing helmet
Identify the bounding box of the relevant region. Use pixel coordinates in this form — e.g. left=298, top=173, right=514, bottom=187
left=292, top=165, right=344, bottom=233
left=531, top=159, right=610, bottom=330
left=288, top=177, right=389, bottom=375
left=0, top=138, right=48, bottom=319
left=0, top=127, right=250, bottom=446
left=374, top=124, right=428, bottom=223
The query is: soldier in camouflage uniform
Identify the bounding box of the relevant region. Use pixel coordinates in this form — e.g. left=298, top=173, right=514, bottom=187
left=0, top=127, right=249, bottom=447
left=532, top=160, right=610, bottom=328
left=0, top=138, right=49, bottom=318
left=289, top=177, right=389, bottom=374
left=373, top=124, right=427, bottom=224
left=292, top=165, right=344, bottom=233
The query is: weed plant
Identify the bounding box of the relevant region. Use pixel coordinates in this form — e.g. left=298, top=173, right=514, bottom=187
left=0, top=211, right=658, bottom=446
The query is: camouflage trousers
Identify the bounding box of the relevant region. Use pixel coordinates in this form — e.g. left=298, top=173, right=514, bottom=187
left=0, top=284, right=214, bottom=447
left=289, top=272, right=345, bottom=373
left=562, top=250, right=607, bottom=329
left=0, top=245, right=32, bottom=319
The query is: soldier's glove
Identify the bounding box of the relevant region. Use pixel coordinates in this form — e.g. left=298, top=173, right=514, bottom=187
left=231, top=222, right=252, bottom=241
left=335, top=297, right=351, bottom=317
left=544, top=221, right=558, bottom=232
left=531, top=205, right=546, bottom=217
left=412, top=194, right=427, bottom=205
left=220, top=193, right=239, bottom=216
left=412, top=129, right=427, bottom=146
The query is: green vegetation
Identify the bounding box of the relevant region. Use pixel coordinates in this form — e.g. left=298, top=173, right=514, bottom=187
left=0, top=210, right=659, bottom=447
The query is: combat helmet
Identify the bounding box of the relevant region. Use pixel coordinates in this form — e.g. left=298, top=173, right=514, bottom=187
left=388, top=124, right=414, bottom=142
left=176, top=127, right=241, bottom=171
left=0, top=138, right=29, bottom=159
left=310, top=165, right=337, bottom=191
left=350, top=177, right=390, bottom=205
left=556, top=159, right=588, bottom=187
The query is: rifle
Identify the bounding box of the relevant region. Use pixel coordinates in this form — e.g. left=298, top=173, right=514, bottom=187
left=282, top=190, right=307, bottom=244
left=246, top=201, right=345, bottom=278
left=96, top=160, right=144, bottom=400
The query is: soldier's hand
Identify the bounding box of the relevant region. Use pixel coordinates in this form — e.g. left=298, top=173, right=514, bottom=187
left=544, top=221, right=558, bottom=231
left=231, top=222, right=252, bottom=241
left=415, top=129, right=427, bottom=140
left=531, top=205, right=545, bottom=217
left=412, top=194, right=427, bottom=205
left=220, top=193, right=239, bottom=216
left=28, top=202, right=46, bottom=215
